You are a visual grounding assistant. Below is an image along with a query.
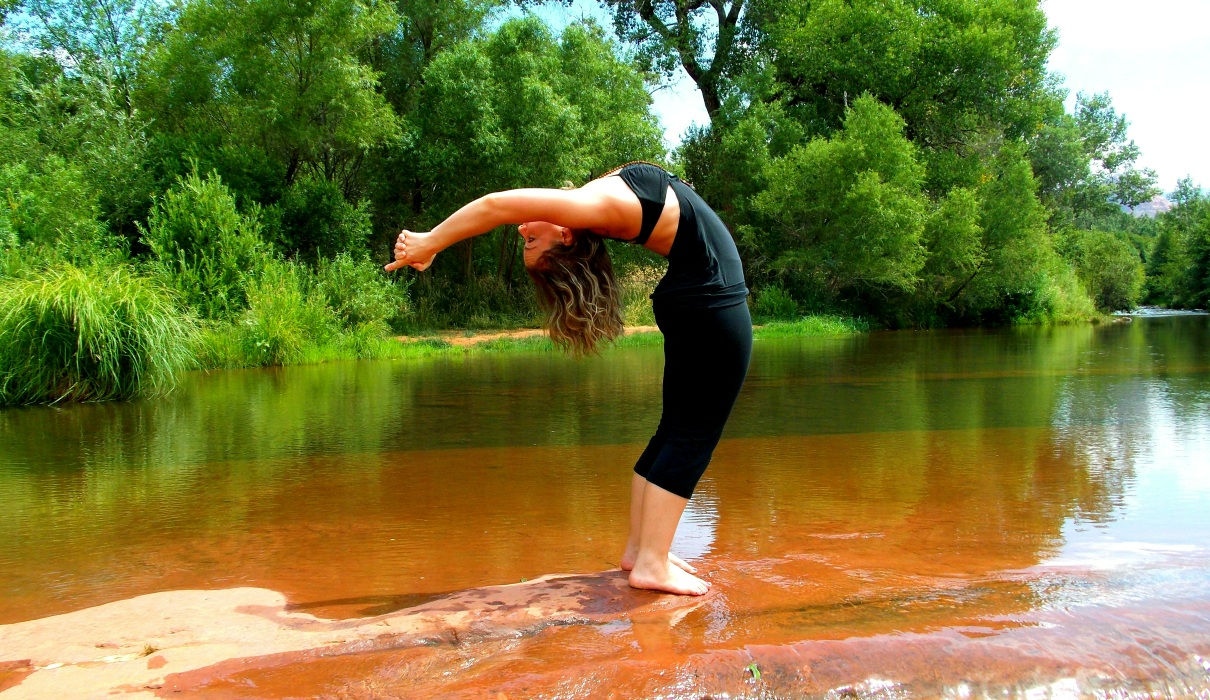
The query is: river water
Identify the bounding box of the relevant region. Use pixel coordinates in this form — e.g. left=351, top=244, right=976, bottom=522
left=2, top=316, right=1209, bottom=697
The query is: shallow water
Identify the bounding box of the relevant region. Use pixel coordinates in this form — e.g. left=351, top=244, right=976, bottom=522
left=2, top=316, right=1209, bottom=697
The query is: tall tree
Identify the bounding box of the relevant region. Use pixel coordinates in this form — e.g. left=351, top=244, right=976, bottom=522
left=142, top=0, right=400, bottom=198
left=15, top=0, right=167, bottom=116
left=404, top=16, right=664, bottom=281
left=763, top=0, right=1056, bottom=150
left=1031, top=91, right=1159, bottom=227
left=599, top=0, right=752, bottom=122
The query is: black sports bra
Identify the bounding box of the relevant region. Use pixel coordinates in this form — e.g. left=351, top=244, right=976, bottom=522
left=615, top=163, right=671, bottom=246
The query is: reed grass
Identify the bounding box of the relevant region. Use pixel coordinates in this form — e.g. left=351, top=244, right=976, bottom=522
left=0, top=264, right=196, bottom=405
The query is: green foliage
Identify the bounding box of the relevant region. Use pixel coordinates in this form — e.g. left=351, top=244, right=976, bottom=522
left=0, top=263, right=195, bottom=405
left=1145, top=181, right=1210, bottom=308
left=617, top=261, right=663, bottom=326
left=751, top=284, right=798, bottom=322
left=1, top=53, right=157, bottom=241
left=141, top=169, right=269, bottom=319
left=14, top=0, right=168, bottom=116
left=599, top=0, right=747, bottom=120
left=411, top=16, right=662, bottom=207
left=233, top=259, right=339, bottom=366
left=954, top=145, right=1056, bottom=324
left=919, top=187, right=984, bottom=309
left=392, top=16, right=664, bottom=324
left=753, top=315, right=869, bottom=338
left=0, top=158, right=107, bottom=247
left=1059, top=230, right=1145, bottom=311
left=270, top=176, right=373, bottom=262
left=405, top=273, right=540, bottom=331
left=1032, top=92, right=1159, bottom=228
left=142, top=0, right=400, bottom=193
left=314, top=251, right=410, bottom=329
left=753, top=95, right=926, bottom=307
left=763, top=0, right=1055, bottom=146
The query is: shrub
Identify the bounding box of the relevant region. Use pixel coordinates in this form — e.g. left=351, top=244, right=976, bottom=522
left=406, top=274, right=539, bottom=331
left=1039, top=256, right=1098, bottom=323
left=0, top=159, right=107, bottom=247
left=0, top=264, right=195, bottom=405
left=234, top=259, right=338, bottom=366
left=269, top=176, right=372, bottom=262
left=752, top=284, right=799, bottom=322
left=314, top=251, right=409, bottom=329
left=141, top=169, right=269, bottom=319
left=619, top=262, right=664, bottom=326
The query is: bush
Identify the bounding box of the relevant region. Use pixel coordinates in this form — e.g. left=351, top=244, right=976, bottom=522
left=234, top=259, right=339, bottom=366
left=141, top=169, right=269, bottom=319
left=0, top=159, right=107, bottom=247
left=0, top=264, right=195, bottom=405
left=1038, top=255, right=1098, bottom=323
left=269, top=176, right=372, bottom=262
left=406, top=274, right=539, bottom=331
left=751, top=284, right=799, bottom=322
left=314, top=251, right=409, bottom=329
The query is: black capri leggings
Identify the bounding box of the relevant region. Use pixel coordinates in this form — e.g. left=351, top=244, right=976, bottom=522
left=633, top=300, right=753, bottom=499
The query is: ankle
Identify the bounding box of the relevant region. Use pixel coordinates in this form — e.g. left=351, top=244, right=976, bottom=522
left=633, top=549, right=670, bottom=571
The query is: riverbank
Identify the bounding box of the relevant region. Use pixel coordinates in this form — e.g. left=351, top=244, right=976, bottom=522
left=396, top=314, right=869, bottom=353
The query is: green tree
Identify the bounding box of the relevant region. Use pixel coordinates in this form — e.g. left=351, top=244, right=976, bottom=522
left=1, top=57, right=155, bottom=240
left=142, top=0, right=400, bottom=196
left=598, top=0, right=751, bottom=122
left=1031, top=92, right=1159, bottom=228
left=752, top=95, right=927, bottom=309
left=763, top=0, right=1056, bottom=150
left=1059, top=229, right=1145, bottom=311
left=919, top=187, right=984, bottom=315
left=1144, top=178, right=1208, bottom=309
left=954, top=144, right=1056, bottom=323
left=14, top=0, right=168, bottom=116
left=404, top=16, right=662, bottom=287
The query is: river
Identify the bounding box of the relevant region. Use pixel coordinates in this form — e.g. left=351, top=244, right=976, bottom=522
left=2, top=315, right=1208, bottom=697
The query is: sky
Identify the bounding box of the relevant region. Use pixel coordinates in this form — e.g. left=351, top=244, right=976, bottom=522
left=526, top=1, right=1208, bottom=194
left=1043, top=0, right=1210, bottom=193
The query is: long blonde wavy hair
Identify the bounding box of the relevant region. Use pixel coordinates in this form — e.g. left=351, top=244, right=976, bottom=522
left=526, top=162, right=671, bottom=355
left=528, top=232, right=624, bottom=356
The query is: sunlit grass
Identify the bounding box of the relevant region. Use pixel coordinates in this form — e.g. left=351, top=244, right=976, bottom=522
left=0, top=264, right=196, bottom=405
left=754, top=315, right=869, bottom=338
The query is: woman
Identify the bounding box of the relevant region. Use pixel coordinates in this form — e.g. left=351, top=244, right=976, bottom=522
left=385, top=163, right=752, bottom=596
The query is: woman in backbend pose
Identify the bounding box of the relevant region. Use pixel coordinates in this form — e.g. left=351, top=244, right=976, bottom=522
left=385, top=162, right=751, bottom=596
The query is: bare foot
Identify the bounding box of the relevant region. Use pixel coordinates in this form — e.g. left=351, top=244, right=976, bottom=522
left=620, top=549, right=697, bottom=574
left=628, top=558, right=711, bottom=596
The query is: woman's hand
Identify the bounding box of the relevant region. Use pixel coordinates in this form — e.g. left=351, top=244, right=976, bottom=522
left=384, top=229, right=438, bottom=272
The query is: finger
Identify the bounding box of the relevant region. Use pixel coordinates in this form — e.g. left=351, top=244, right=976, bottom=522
left=384, top=259, right=407, bottom=272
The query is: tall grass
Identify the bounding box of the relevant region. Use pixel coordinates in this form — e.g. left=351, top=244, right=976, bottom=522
left=619, top=263, right=664, bottom=326
left=0, top=264, right=196, bottom=405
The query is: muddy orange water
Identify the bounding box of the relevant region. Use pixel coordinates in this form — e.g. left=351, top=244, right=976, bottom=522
left=2, top=316, right=1210, bottom=697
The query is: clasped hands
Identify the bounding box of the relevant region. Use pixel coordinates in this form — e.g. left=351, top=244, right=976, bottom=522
left=383, top=229, right=437, bottom=272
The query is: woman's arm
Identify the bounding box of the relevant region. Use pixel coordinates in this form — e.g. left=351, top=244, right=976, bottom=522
left=385, top=186, right=630, bottom=272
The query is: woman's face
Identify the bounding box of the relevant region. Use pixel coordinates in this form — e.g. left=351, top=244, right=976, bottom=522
left=519, top=221, right=572, bottom=269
